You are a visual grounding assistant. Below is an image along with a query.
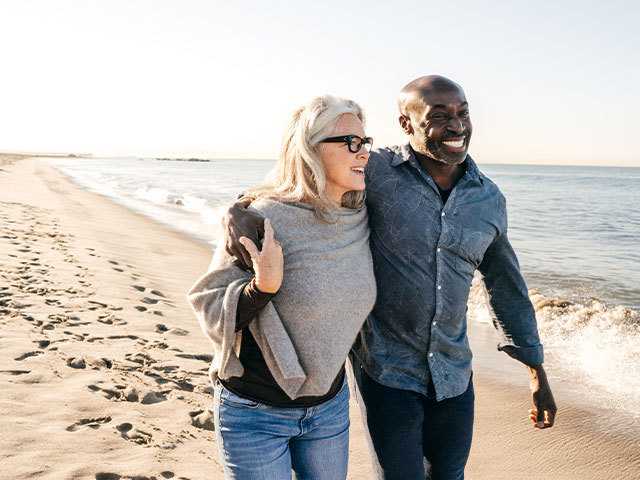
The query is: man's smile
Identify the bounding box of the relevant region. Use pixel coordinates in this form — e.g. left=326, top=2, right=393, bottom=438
left=440, top=136, right=467, bottom=152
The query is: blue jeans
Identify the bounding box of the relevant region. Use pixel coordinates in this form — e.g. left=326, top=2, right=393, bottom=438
left=355, top=365, right=474, bottom=480
left=212, top=379, right=350, bottom=480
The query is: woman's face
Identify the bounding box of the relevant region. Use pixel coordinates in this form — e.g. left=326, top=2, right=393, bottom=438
left=318, top=113, right=370, bottom=205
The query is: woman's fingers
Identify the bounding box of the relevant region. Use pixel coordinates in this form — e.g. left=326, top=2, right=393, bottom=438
left=262, top=218, right=282, bottom=252
left=263, top=219, right=275, bottom=247
left=239, top=236, right=260, bottom=260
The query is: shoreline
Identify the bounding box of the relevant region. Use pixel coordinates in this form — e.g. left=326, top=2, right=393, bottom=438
left=1, top=156, right=639, bottom=479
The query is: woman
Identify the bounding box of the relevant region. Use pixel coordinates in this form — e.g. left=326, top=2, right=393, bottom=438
left=187, top=95, right=377, bottom=480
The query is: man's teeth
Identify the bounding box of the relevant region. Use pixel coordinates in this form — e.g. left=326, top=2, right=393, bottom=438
left=442, top=138, right=465, bottom=148
left=351, top=167, right=365, bottom=174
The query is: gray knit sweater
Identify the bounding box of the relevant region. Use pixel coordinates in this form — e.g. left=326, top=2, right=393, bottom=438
left=187, top=198, right=377, bottom=399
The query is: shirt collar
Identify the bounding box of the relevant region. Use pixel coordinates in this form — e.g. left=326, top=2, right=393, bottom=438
left=391, top=143, right=484, bottom=185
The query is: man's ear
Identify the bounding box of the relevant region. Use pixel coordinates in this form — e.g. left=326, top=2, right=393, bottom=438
left=399, top=115, right=413, bottom=135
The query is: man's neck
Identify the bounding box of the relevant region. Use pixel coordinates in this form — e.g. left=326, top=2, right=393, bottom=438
left=409, top=145, right=465, bottom=191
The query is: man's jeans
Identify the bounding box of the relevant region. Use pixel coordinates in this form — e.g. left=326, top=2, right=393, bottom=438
left=212, top=379, right=350, bottom=480
left=356, top=365, right=474, bottom=480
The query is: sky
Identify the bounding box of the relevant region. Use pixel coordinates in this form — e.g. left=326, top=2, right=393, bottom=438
left=0, top=0, right=638, bottom=166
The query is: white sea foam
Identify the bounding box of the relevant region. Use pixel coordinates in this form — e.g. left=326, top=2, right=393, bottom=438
left=468, top=274, right=640, bottom=413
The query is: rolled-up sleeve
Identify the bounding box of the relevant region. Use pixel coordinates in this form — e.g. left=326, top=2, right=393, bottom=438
left=478, top=231, right=544, bottom=367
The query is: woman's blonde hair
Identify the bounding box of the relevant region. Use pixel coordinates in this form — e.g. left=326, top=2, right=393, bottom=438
left=243, top=95, right=366, bottom=219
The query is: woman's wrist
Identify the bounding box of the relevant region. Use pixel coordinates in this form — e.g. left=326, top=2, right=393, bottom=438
left=252, top=276, right=280, bottom=295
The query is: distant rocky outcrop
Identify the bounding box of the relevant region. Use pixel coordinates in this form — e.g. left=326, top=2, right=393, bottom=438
left=156, top=157, right=211, bottom=162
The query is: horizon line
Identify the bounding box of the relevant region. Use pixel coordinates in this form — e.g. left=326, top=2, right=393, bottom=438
left=2, top=150, right=638, bottom=169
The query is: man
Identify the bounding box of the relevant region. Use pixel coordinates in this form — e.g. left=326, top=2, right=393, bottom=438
left=224, top=75, right=557, bottom=480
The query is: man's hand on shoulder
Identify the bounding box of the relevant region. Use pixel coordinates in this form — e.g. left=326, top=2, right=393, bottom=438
left=527, top=364, right=557, bottom=429
left=222, top=197, right=265, bottom=270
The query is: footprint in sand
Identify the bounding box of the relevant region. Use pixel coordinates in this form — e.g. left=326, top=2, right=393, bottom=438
left=115, top=422, right=153, bottom=445
left=62, top=331, right=87, bottom=341
left=94, top=475, right=148, bottom=480
left=87, top=300, right=109, bottom=309
left=66, top=416, right=112, bottom=432
left=87, top=382, right=169, bottom=404
left=124, top=352, right=156, bottom=368
left=143, top=370, right=195, bottom=392
left=0, top=369, right=31, bottom=375
left=189, top=410, right=216, bottom=432
left=132, top=388, right=169, bottom=405
left=95, top=473, right=177, bottom=480
left=87, top=383, right=127, bottom=400
left=94, top=474, right=122, bottom=480
left=66, top=357, right=87, bottom=369
left=107, top=334, right=145, bottom=343
left=14, top=350, right=44, bottom=361
left=97, top=313, right=127, bottom=326
left=67, top=356, right=113, bottom=370
left=175, top=353, right=213, bottom=363
left=155, top=324, right=189, bottom=336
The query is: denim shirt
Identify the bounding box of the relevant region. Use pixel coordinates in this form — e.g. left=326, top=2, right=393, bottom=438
left=352, top=144, right=544, bottom=401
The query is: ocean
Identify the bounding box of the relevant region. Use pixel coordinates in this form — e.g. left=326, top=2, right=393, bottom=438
left=48, top=156, right=640, bottom=415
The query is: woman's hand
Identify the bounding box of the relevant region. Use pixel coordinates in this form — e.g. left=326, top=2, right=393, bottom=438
left=238, top=218, right=283, bottom=294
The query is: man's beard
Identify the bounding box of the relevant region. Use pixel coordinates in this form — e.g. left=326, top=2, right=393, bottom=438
left=424, top=138, right=467, bottom=166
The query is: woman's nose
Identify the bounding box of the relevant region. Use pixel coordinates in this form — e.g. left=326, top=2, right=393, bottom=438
left=357, top=149, right=370, bottom=163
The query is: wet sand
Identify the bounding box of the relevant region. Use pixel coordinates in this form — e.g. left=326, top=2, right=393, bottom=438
left=1, top=156, right=638, bottom=479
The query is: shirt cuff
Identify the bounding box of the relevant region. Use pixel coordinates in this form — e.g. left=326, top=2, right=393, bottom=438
left=246, top=277, right=278, bottom=304
left=497, top=343, right=544, bottom=367
left=234, top=277, right=278, bottom=332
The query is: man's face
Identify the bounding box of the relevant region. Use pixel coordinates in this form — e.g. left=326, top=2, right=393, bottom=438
left=403, top=88, right=472, bottom=165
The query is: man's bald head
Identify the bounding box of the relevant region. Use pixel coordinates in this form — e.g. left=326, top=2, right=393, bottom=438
left=398, top=75, right=465, bottom=117
left=397, top=75, right=472, bottom=166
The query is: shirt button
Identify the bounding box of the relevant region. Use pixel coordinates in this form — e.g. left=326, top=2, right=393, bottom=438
left=441, top=212, right=446, bottom=217
left=437, top=248, right=441, bottom=253
left=429, top=353, right=434, bottom=358
left=437, top=285, right=442, bottom=290
left=432, top=321, right=437, bottom=326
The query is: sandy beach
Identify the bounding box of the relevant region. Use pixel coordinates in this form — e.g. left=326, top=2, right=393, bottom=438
left=1, top=156, right=639, bottom=480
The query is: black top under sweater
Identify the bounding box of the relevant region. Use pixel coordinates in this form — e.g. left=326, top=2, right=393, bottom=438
left=220, top=277, right=345, bottom=407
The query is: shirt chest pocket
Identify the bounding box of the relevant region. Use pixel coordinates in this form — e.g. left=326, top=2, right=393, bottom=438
left=456, top=227, right=497, bottom=268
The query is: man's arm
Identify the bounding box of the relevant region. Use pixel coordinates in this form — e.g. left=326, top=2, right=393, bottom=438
left=478, top=232, right=543, bottom=366
left=478, top=231, right=557, bottom=429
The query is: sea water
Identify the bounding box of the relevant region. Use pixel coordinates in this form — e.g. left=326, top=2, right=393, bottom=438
left=49, top=156, right=640, bottom=415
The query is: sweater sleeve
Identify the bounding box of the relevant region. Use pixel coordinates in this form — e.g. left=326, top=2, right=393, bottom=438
left=236, top=277, right=277, bottom=332
left=187, top=244, right=305, bottom=397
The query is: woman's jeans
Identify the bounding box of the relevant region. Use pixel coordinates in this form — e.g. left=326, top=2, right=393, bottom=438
left=212, top=379, right=350, bottom=480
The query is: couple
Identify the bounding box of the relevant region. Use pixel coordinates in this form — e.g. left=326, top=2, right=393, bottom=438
left=187, top=75, right=557, bottom=480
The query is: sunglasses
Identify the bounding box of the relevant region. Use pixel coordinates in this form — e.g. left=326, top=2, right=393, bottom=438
left=319, top=135, right=373, bottom=153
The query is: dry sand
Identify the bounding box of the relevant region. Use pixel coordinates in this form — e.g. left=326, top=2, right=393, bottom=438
left=1, top=156, right=638, bottom=480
